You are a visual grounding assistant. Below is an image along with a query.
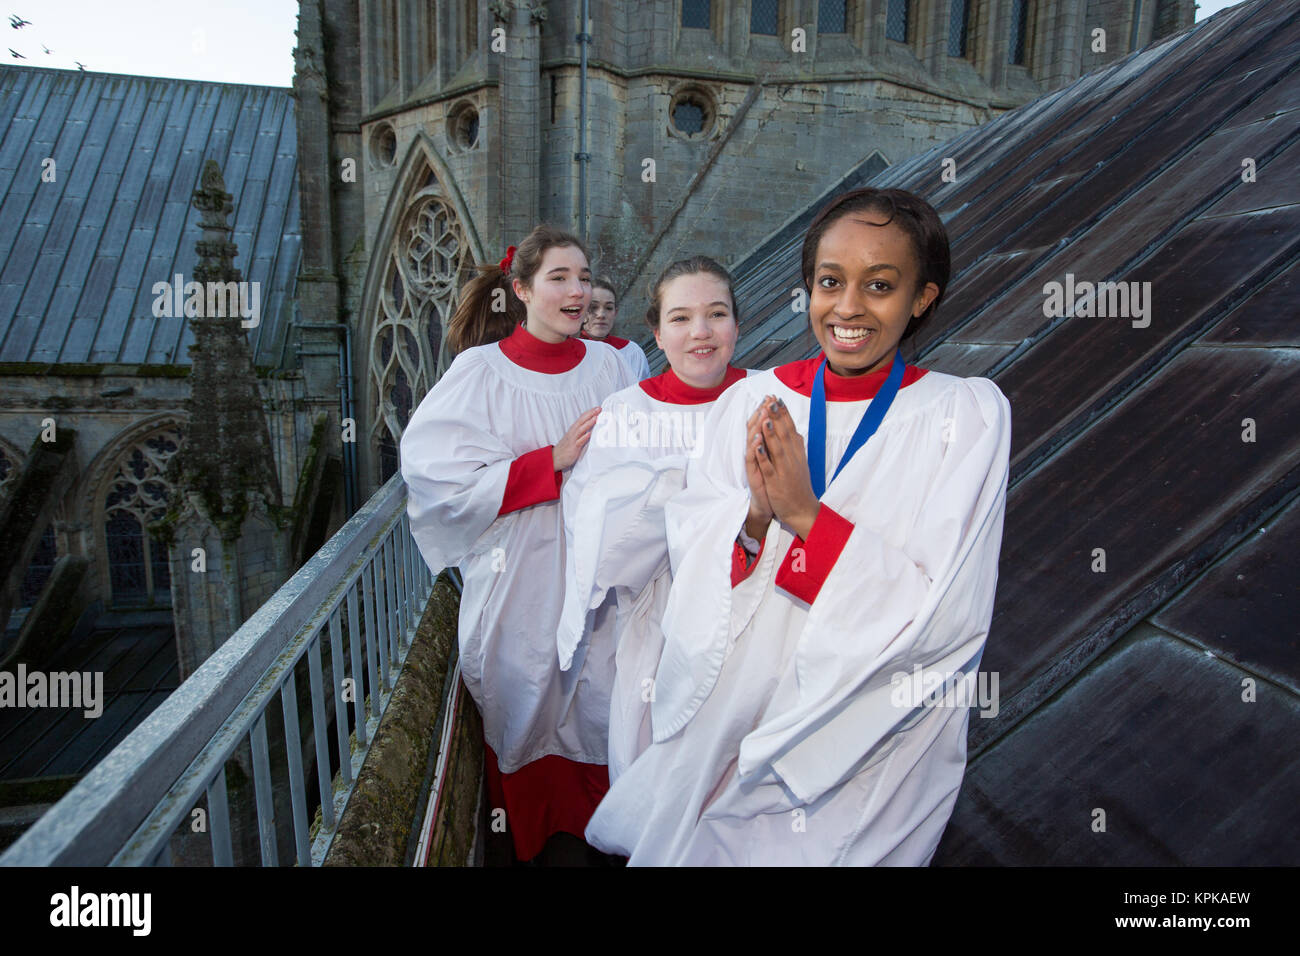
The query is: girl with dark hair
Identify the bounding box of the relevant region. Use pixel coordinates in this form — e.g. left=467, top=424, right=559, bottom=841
left=557, top=256, right=754, bottom=784
left=585, top=189, right=1012, bottom=865
left=401, top=224, right=635, bottom=863
left=580, top=277, right=652, bottom=380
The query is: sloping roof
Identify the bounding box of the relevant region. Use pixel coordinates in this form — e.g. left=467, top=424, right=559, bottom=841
left=729, top=0, right=1300, bottom=865
left=0, top=66, right=299, bottom=368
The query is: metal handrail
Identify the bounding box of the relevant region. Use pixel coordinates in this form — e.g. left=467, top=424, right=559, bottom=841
left=0, top=474, right=434, bottom=866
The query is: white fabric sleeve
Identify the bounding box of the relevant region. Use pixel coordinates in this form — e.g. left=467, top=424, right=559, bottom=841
left=738, top=379, right=1012, bottom=805
left=557, top=455, right=686, bottom=670
left=628, top=343, right=652, bottom=382
left=399, top=351, right=517, bottom=574
left=652, top=381, right=773, bottom=739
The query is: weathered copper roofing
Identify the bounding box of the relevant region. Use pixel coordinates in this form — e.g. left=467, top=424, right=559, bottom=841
left=0, top=66, right=299, bottom=368
left=728, top=0, right=1299, bottom=864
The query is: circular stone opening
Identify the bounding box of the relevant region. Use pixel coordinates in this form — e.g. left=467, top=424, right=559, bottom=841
left=451, top=105, right=480, bottom=150
left=669, top=87, right=716, bottom=139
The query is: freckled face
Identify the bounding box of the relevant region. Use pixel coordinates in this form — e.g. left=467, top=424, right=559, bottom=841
left=513, top=245, right=592, bottom=343
left=808, top=216, right=938, bottom=376
left=652, top=273, right=738, bottom=389
left=585, top=288, right=617, bottom=339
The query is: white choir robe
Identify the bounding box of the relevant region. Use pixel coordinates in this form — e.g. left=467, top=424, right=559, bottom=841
left=581, top=331, right=652, bottom=381
left=400, top=332, right=634, bottom=779
left=557, top=367, right=752, bottom=784
left=619, top=340, right=652, bottom=382
left=583, top=359, right=1011, bottom=866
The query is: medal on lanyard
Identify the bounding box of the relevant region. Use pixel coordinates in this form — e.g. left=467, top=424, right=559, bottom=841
left=807, top=349, right=906, bottom=499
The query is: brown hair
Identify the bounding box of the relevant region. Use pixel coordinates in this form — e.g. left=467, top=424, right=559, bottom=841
left=446, top=224, right=590, bottom=354
left=591, top=276, right=617, bottom=302
left=800, top=188, right=950, bottom=341
left=643, top=256, right=740, bottom=332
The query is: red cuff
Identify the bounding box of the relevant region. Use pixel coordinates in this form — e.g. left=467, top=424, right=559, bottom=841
left=731, top=535, right=766, bottom=588
left=498, top=446, right=562, bottom=516
left=774, top=505, right=854, bottom=604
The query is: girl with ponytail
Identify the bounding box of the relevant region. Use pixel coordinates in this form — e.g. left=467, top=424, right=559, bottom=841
left=401, top=224, right=635, bottom=863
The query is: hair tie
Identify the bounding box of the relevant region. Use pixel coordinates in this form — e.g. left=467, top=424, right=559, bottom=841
left=498, top=245, right=517, bottom=274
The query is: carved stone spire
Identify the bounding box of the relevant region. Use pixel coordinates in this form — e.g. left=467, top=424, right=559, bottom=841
left=172, top=159, right=282, bottom=539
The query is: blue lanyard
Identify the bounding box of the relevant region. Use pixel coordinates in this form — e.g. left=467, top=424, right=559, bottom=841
left=807, top=349, right=906, bottom=499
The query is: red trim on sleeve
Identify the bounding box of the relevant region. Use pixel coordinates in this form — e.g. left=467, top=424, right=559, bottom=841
left=774, top=505, right=854, bottom=604
left=731, top=535, right=767, bottom=588
left=498, top=445, right=562, bottom=516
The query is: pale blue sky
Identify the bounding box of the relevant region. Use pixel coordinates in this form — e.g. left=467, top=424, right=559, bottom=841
left=4, top=0, right=300, bottom=87
left=2, top=0, right=1255, bottom=88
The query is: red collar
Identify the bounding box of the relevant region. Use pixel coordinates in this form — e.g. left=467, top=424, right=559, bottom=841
left=499, top=323, right=585, bottom=373
left=581, top=330, right=631, bottom=350
left=774, top=355, right=927, bottom=401
left=639, top=365, right=747, bottom=405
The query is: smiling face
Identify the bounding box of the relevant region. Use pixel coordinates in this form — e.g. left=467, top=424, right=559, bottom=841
left=585, top=287, right=617, bottom=339
left=808, top=215, right=939, bottom=376
left=514, top=244, right=591, bottom=343
left=652, top=273, right=738, bottom=389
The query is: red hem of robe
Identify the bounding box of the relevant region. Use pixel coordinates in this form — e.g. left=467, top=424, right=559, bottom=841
left=774, top=356, right=927, bottom=400
left=774, top=504, right=854, bottom=603
left=498, top=445, right=562, bottom=516
left=483, top=745, right=610, bottom=862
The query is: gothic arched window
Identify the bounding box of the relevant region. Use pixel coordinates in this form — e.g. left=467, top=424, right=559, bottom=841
left=819, top=0, right=848, bottom=34
left=1009, top=0, right=1029, bottom=64
left=370, top=173, right=474, bottom=483
left=948, top=0, right=970, bottom=56
left=751, top=0, right=779, bottom=35
left=102, top=428, right=181, bottom=607
left=681, top=0, right=711, bottom=30
left=886, top=0, right=909, bottom=42
left=19, top=525, right=57, bottom=609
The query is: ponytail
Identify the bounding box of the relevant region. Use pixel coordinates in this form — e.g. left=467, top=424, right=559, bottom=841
left=446, top=264, right=524, bottom=355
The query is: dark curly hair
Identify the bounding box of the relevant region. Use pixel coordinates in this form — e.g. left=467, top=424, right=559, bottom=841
left=800, top=188, right=950, bottom=341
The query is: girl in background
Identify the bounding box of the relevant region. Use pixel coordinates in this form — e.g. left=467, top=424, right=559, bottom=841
left=581, top=277, right=652, bottom=381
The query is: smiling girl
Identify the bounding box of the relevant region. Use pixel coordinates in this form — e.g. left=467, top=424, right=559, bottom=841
left=558, top=257, right=753, bottom=784
left=400, top=225, right=635, bottom=863
left=584, top=189, right=1012, bottom=866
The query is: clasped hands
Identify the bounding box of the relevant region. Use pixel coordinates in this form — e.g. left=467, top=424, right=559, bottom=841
left=744, top=395, right=821, bottom=544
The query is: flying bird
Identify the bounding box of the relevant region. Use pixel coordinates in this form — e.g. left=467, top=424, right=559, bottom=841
left=41, top=43, right=50, bottom=54
left=9, top=47, right=25, bottom=58
left=9, top=15, right=31, bottom=29
left=75, top=60, right=85, bottom=71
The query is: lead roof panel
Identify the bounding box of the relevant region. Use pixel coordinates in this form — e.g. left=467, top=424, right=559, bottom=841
left=0, top=66, right=299, bottom=368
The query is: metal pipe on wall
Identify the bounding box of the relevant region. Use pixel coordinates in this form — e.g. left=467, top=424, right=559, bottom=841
left=576, top=0, right=591, bottom=244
